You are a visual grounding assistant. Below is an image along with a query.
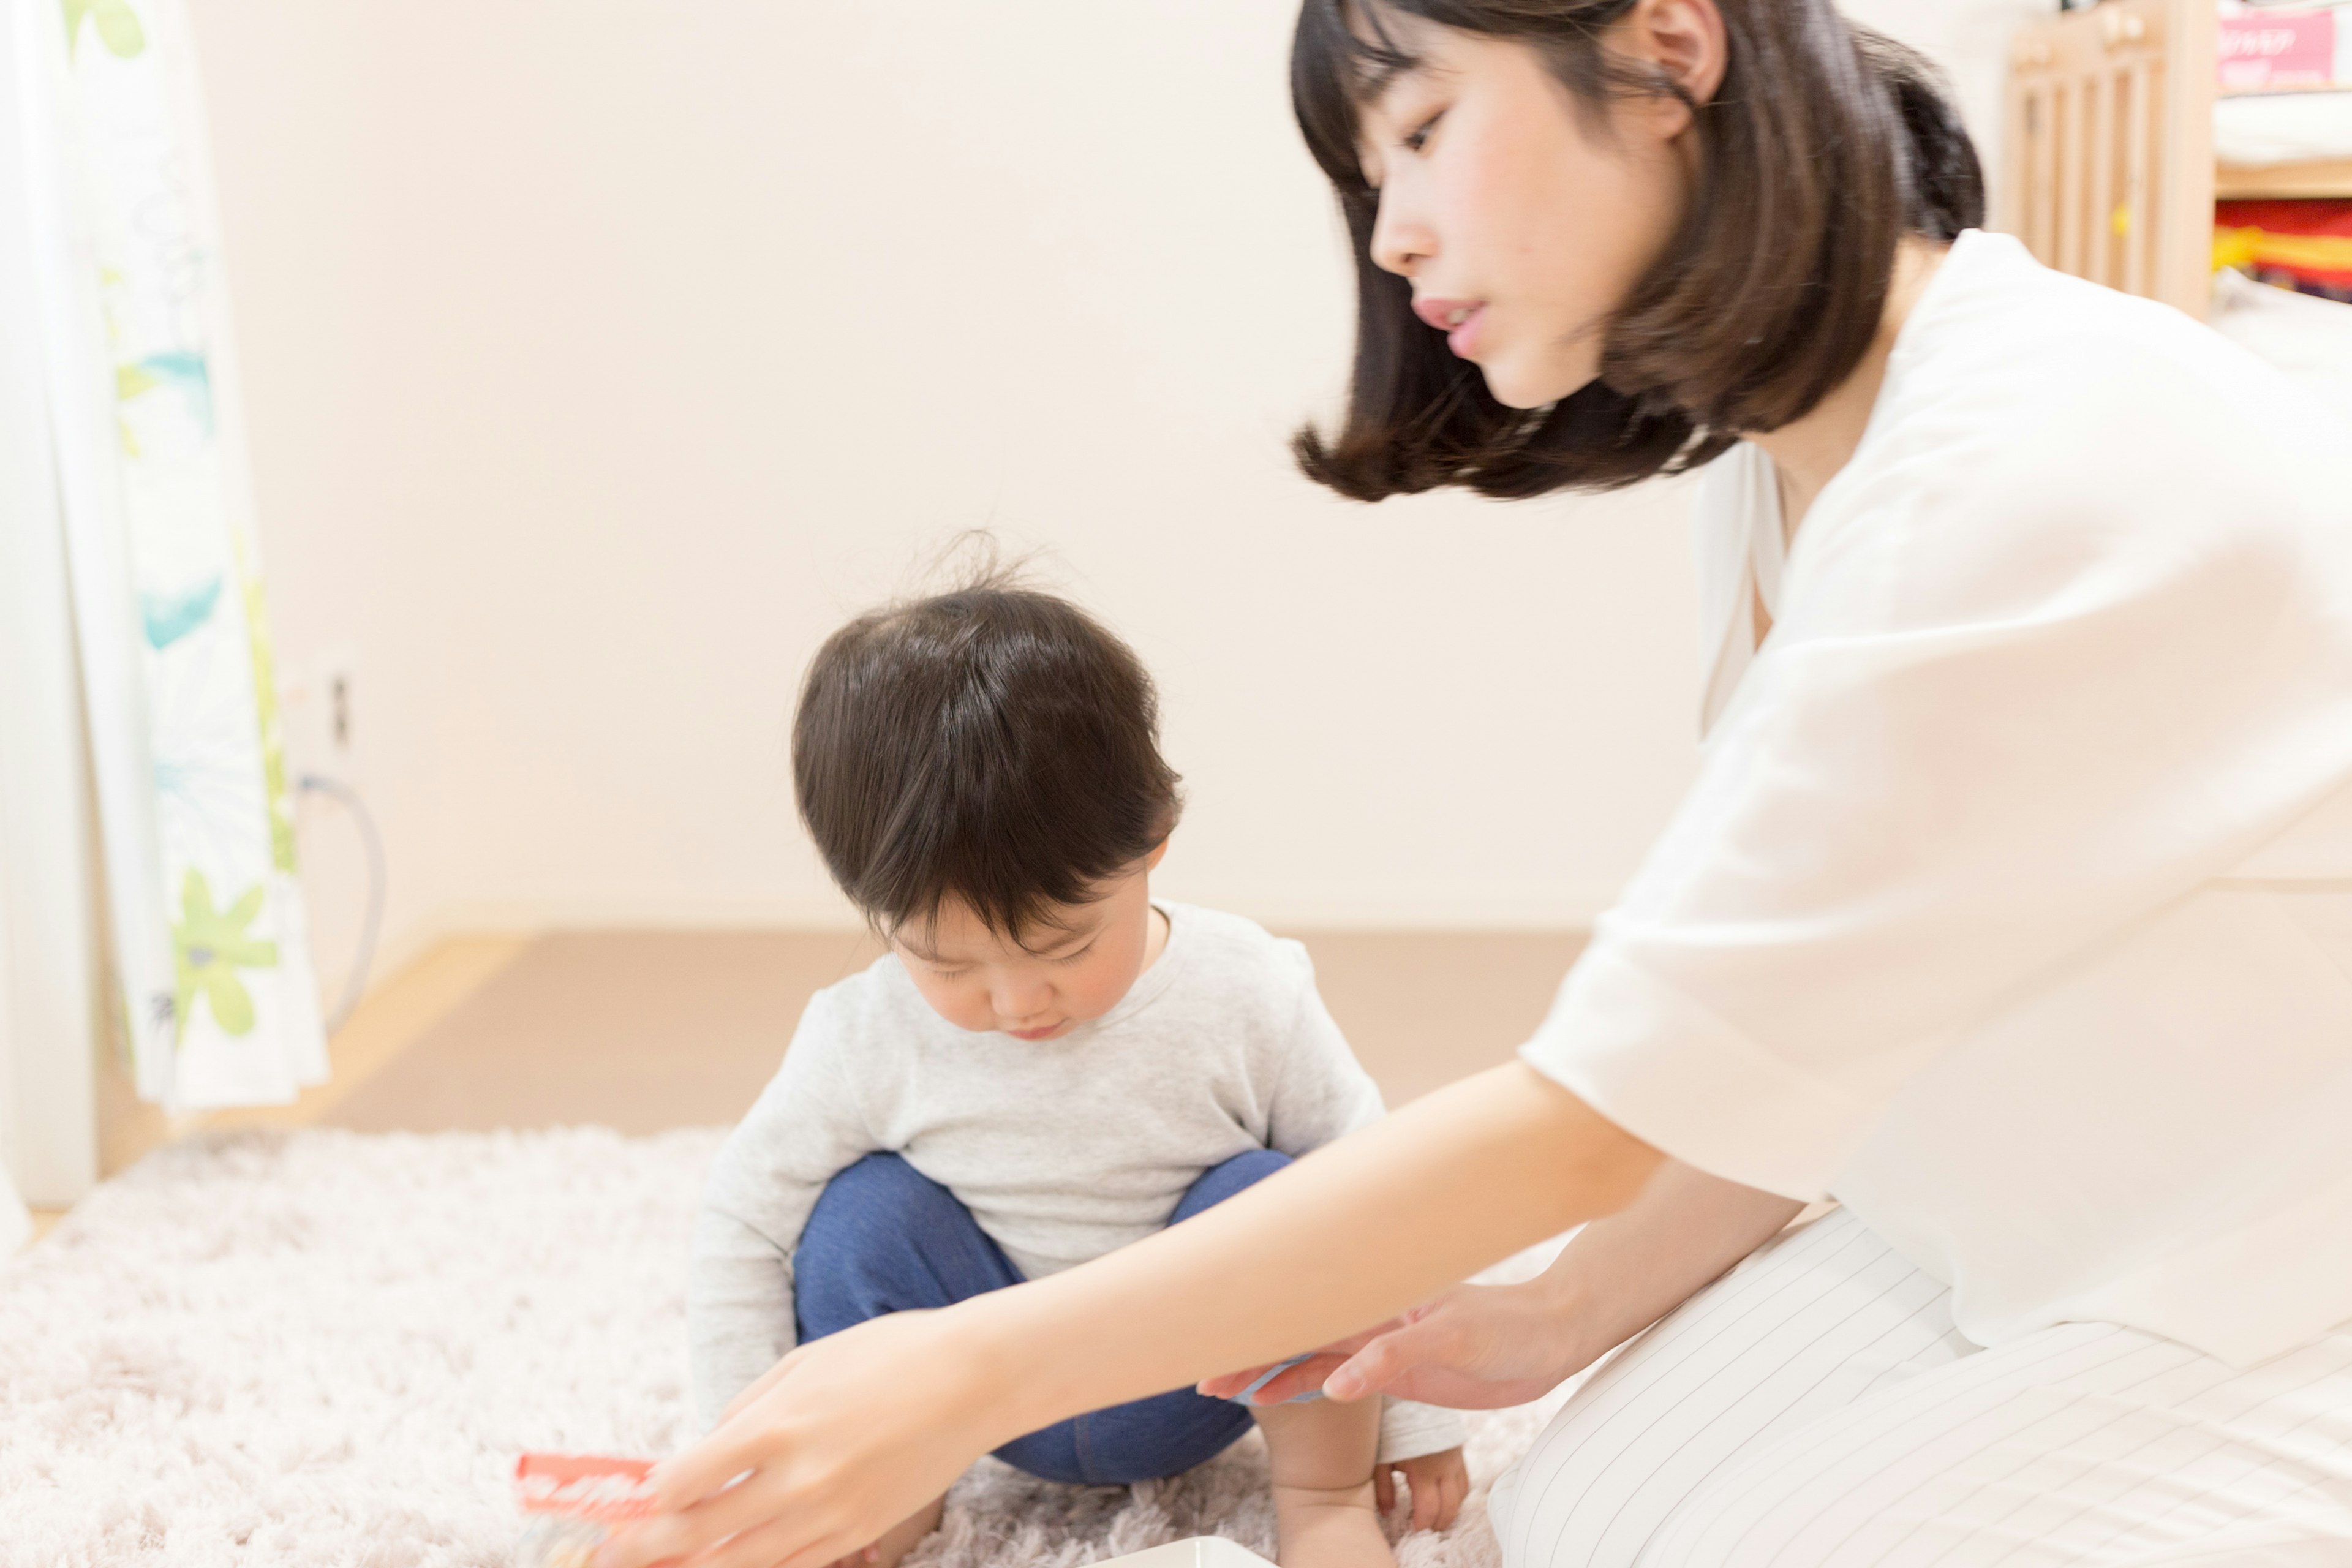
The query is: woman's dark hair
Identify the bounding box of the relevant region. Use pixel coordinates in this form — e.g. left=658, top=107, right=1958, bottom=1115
left=794, top=570, right=1183, bottom=944
left=1291, top=0, right=1985, bottom=499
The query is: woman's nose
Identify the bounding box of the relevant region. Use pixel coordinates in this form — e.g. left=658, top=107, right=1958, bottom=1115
left=1368, top=194, right=1430, bottom=279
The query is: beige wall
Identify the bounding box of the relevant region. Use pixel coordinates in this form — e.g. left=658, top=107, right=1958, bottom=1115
left=190, top=1, right=2027, bottom=968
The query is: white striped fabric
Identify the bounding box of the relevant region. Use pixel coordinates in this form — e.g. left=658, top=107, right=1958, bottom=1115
left=1488, top=1208, right=2352, bottom=1567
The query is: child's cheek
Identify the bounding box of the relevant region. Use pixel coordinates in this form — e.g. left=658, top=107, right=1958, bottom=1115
left=1075, top=948, right=1144, bottom=1023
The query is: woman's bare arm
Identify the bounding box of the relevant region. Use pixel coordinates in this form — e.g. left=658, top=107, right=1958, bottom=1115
left=1200, top=1160, right=1806, bottom=1409
left=968, top=1062, right=1658, bottom=1433
left=601, top=1063, right=1659, bottom=1568
left=1528, top=1159, right=1808, bottom=1370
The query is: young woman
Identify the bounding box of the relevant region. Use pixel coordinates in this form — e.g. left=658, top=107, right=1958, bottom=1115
left=603, top=2, right=2352, bottom=1564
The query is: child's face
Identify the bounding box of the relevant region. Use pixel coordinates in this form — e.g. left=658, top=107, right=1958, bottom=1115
left=889, top=845, right=1167, bottom=1042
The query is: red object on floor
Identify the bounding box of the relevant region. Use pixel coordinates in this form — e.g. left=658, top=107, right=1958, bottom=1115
left=513, top=1453, right=661, bottom=1523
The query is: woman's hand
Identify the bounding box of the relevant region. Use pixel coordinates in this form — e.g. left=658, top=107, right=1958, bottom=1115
left=1200, top=1162, right=1811, bottom=1420
left=600, top=1068, right=1660, bottom=1568
left=595, top=1309, right=998, bottom=1568
left=1199, top=1275, right=1594, bottom=1412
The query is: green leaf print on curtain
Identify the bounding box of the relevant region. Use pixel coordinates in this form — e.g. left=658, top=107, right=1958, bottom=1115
left=26, top=0, right=328, bottom=1108
left=172, top=870, right=277, bottom=1038
left=61, top=0, right=141, bottom=60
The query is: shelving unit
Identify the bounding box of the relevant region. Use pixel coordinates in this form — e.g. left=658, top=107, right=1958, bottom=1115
left=2003, top=0, right=2352, bottom=317
left=2217, top=155, right=2352, bottom=198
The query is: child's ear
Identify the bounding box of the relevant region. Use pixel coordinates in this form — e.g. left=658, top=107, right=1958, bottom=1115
left=1145, top=837, right=1171, bottom=871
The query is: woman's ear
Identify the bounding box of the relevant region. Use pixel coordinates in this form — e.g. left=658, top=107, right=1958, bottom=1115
left=1618, top=0, right=1729, bottom=116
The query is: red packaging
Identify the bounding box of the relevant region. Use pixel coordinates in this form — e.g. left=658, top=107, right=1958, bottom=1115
left=513, top=1453, right=660, bottom=1567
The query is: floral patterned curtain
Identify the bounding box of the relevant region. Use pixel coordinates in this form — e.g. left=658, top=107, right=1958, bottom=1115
left=18, top=0, right=326, bottom=1109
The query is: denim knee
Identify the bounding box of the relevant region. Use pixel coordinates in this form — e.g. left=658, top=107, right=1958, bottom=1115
left=1172, top=1147, right=1292, bottom=1225
left=794, top=1152, right=1019, bottom=1341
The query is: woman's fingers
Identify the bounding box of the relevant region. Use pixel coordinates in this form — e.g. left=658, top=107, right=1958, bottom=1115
left=1264, top=1353, right=1354, bottom=1403
left=1198, top=1355, right=1333, bottom=1403
left=679, top=1509, right=857, bottom=1568
left=1196, top=1319, right=1399, bottom=1401
left=1194, top=1363, right=1275, bottom=1400
left=1324, top=1316, right=1451, bottom=1401
left=1374, top=1464, right=1396, bottom=1515
left=719, top=1354, right=795, bottom=1427
left=647, top=1428, right=760, bottom=1515
left=600, top=1455, right=826, bottom=1568
left=598, top=1479, right=771, bottom=1568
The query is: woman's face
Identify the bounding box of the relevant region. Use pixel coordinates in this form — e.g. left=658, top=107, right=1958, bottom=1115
left=1352, top=10, right=1698, bottom=409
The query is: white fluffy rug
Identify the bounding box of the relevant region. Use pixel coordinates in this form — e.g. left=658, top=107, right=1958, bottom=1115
left=0, top=1129, right=1576, bottom=1568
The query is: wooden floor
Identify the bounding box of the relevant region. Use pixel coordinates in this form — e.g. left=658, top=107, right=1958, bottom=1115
left=318, top=927, right=1587, bottom=1134
left=35, top=925, right=1585, bottom=1244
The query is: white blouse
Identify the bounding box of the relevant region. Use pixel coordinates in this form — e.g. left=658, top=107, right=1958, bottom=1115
left=1523, top=231, right=2352, bottom=1367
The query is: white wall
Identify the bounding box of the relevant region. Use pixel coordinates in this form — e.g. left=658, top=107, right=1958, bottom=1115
left=187, top=1, right=2034, bottom=962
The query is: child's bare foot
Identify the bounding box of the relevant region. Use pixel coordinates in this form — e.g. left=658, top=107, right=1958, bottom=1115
left=1272, top=1479, right=1395, bottom=1568
left=832, top=1491, right=946, bottom=1568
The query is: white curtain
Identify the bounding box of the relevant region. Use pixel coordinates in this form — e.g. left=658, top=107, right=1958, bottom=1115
left=9, top=0, right=325, bottom=1112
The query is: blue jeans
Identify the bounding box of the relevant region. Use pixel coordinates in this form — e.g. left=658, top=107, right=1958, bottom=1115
left=795, top=1147, right=1292, bottom=1485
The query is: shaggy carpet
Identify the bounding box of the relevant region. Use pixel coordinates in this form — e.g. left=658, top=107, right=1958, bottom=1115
left=0, top=1128, right=1578, bottom=1568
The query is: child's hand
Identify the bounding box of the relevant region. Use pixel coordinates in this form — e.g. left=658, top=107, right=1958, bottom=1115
left=1376, top=1446, right=1469, bottom=1534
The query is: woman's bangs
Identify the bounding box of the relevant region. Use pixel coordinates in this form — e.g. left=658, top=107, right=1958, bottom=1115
left=1289, top=0, right=1422, bottom=194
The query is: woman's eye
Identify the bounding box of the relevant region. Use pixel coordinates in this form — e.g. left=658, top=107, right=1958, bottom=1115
left=1402, top=111, right=1444, bottom=154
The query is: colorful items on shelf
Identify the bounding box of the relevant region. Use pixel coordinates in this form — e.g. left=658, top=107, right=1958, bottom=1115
left=2218, top=4, right=2350, bottom=94
left=2214, top=198, right=2352, bottom=298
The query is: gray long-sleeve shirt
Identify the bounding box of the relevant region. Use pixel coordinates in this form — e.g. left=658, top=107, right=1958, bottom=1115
left=687, top=901, right=1464, bottom=1463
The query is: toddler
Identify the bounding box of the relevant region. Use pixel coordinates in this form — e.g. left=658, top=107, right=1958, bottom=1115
left=688, top=575, right=1466, bottom=1568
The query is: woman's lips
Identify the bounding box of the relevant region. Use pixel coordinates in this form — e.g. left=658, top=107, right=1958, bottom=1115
left=1413, top=296, right=1487, bottom=357
left=1447, top=306, right=1486, bottom=356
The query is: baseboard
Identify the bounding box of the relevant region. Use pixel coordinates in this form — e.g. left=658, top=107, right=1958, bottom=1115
left=374, top=883, right=1610, bottom=967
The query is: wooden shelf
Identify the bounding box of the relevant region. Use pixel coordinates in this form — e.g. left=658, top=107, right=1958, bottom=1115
left=2217, top=157, right=2352, bottom=199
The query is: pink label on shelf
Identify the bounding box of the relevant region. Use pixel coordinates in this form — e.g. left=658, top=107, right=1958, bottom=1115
left=2218, top=10, right=2338, bottom=89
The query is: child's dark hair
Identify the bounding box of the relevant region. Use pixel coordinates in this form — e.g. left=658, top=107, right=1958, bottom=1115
left=794, top=571, right=1183, bottom=944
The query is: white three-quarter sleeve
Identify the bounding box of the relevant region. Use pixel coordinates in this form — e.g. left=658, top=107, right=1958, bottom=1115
left=1525, top=330, right=2352, bottom=1202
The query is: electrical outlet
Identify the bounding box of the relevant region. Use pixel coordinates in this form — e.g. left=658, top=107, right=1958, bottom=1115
left=280, top=646, right=362, bottom=790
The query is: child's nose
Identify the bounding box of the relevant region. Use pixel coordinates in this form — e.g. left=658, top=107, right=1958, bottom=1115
left=992, top=973, right=1053, bottom=1021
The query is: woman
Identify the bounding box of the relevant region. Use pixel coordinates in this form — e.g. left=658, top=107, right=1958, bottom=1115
left=606, top=1, right=2352, bottom=1564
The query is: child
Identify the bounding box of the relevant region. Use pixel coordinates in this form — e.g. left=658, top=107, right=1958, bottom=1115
left=688, top=574, right=1468, bottom=1568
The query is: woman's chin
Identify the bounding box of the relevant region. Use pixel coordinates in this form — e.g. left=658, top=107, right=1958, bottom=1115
left=1477, top=355, right=1589, bottom=412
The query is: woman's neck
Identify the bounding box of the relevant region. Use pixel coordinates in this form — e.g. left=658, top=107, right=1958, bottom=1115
left=1751, top=236, right=1947, bottom=537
